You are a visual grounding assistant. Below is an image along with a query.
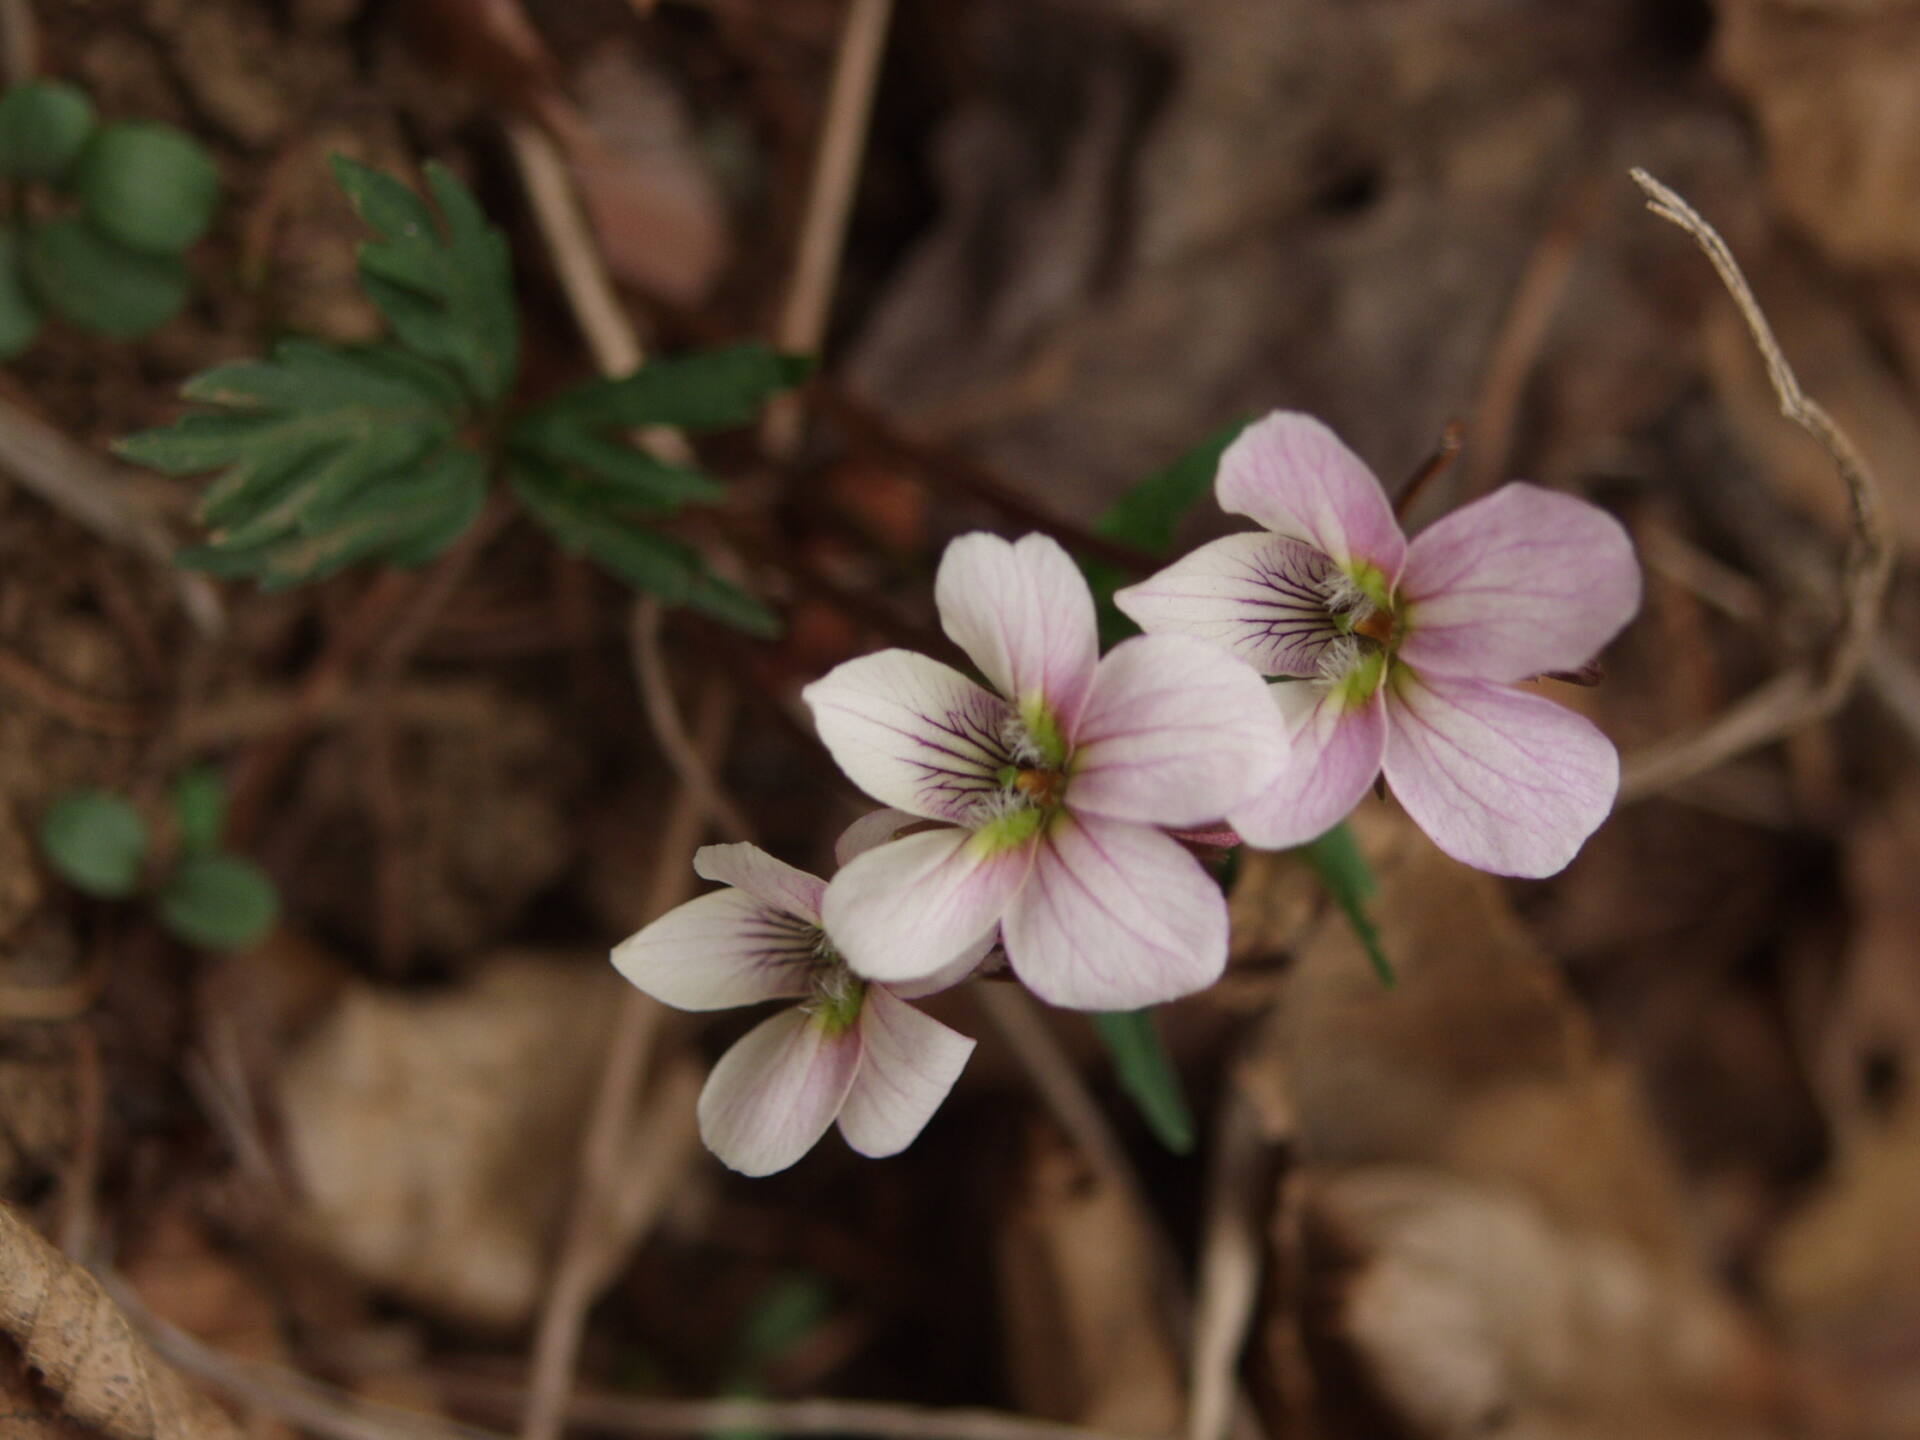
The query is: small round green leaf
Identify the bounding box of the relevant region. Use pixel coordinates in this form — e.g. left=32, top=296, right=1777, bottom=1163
left=0, top=226, right=44, bottom=360
left=74, top=121, right=219, bottom=256
left=159, top=854, right=278, bottom=951
left=40, top=790, right=147, bottom=898
left=170, top=765, right=226, bottom=855
left=25, top=217, right=189, bottom=337
left=0, top=80, right=96, bottom=182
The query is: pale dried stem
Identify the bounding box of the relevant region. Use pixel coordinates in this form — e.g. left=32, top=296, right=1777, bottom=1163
left=762, top=0, right=896, bottom=456
left=1618, top=169, right=1893, bottom=802
left=1463, top=173, right=1601, bottom=500
left=0, top=396, right=224, bottom=634
left=630, top=595, right=757, bottom=842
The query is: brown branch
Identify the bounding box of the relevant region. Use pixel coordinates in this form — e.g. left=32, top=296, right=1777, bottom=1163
left=629, top=596, right=758, bottom=842
left=0, top=644, right=151, bottom=736
left=1618, top=169, right=1894, bottom=803
left=815, top=385, right=1160, bottom=574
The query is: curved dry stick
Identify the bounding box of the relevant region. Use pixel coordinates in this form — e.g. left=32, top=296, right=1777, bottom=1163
left=1618, top=169, right=1894, bottom=802
left=0, top=1204, right=241, bottom=1440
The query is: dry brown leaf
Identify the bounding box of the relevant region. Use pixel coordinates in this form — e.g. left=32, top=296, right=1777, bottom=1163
left=1247, top=805, right=1691, bottom=1253
left=273, top=953, right=629, bottom=1329
left=1757, top=787, right=1920, bottom=1434
left=994, top=1123, right=1183, bottom=1436
left=1716, top=0, right=1920, bottom=272
left=1320, top=1166, right=1779, bottom=1440
left=0, top=1203, right=240, bottom=1440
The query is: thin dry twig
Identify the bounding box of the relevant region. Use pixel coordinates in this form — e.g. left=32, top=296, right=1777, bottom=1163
left=1462, top=173, right=1602, bottom=500
left=0, top=643, right=151, bottom=736
left=517, top=679, right=737, bottom=1440
left=630, top=595, right=757, bottom=842
left=0, top=396, right=223, bottom=635
left=762, top=0, right=897, bottom=454
left=1618, top=169, right=1894, bottom=802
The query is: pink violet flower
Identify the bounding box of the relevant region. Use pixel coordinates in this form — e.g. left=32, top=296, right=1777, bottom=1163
left=802, top=532, right=1291, bottom=1010
left=612, top=835, right=979, bottom=1177
left=1114, top=412, right=1642, bottom=878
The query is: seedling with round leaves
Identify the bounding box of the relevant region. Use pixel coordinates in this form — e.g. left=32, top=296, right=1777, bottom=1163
left=0, top=78, right=218, bottom=357
left=36, top=768, right=279, bottom=953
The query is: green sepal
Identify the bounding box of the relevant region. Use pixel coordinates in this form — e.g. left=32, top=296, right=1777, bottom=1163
left=39, top=790, right=147, bottom=898
left=24, top=217, right=188, bottom=337
left=330, top=156, right=517, bottom=404
left=158, top=853, right=278, bottom=951
left=0, top=79, right=96, bottom=183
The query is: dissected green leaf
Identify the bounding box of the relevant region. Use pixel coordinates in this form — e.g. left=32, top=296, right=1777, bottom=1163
left=526, top=344, right=811, bottom=433
left=1091, top=1008, right=1195, bottom=1154
left=118, top=339, right=484, bottom=585
left=24, top=217, right=188, bottom=337
left=1301, top=819, right=1394, bottom=987
left=73, top=120, right=219, bottom=256
left=509, top=457, right=780, bottom=637
left=177, top=445, right=486, bottom=589
left=507, top=411, right=723, bottom=516
left=170, top=766, right=226, bottom=856
left=159, top=853, right=278, bottom=951
left=40, top=790, right=147, bottom=899
left=330, top=156, right=517, bottom=403
left=0, top=226, right=44, bottom=360
left=0, top=79, right=96, bottom=182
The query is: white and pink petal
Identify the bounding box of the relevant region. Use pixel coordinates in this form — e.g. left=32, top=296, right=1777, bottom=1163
left=802, top=650, right=1015, bottom=826
left=693, top=843, right=826, bottom=926
left=836, top=987, right=976, bottom=1157
left=1215, top=412, right=1407, bottom=582
left=1113, top=531, right=1342, bottom=678
left=1002, top=812, right=1228, bottom=1010
left=822, top=825, right=1034, bottom=987
left=612, top=889, right=815, bottom=1012
left=935, top=532, right=1099, bottom=725
left=1397, top=483, right=1641, bottom=684
left=695, top=1008, right=863, bottom=1176
left=1381, top=670, right=1618, bottom=879
left=833, top=807, right=924, bottom=867
left=1229, top=681, right=1386, bottom=850
left=1067, top=633, right=1291, bottom=828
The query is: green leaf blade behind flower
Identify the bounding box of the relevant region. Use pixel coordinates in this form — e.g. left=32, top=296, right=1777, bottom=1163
left=525, top=343, right=811, bottom=433
left=40, top=790, right=147, bottom=898
left=1301, top=821, right=1394, bottom=987
left=0, top=226, right=44, bottom=360
left=1090, top=1009, right=1196, bottom=1154
left=330, top=155, right=517, bottom=404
